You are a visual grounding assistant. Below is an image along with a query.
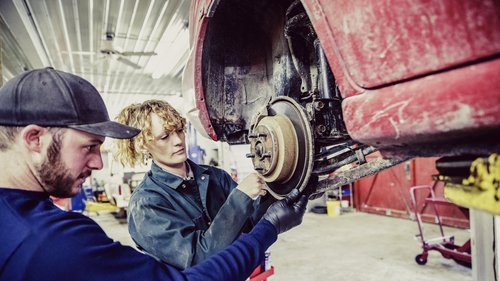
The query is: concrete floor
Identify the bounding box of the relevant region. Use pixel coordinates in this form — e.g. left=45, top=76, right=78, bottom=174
left=92, top=210, right=471, bottom=281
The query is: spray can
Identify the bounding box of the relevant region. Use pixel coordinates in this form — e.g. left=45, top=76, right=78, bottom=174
left=264, top=251, right=271, bottom=271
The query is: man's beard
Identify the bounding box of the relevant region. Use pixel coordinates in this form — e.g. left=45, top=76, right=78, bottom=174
left=36, top=137, right=90, bottom=198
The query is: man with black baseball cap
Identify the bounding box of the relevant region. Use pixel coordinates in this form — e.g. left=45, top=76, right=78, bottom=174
left=0, top=67, right=307, bottom=281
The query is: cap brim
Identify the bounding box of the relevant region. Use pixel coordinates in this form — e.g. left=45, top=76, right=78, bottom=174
left=68, top=121, right=140, bottom=139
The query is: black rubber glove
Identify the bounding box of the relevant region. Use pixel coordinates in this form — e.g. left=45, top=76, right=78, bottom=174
left=262, top=189, right=308, bottom=234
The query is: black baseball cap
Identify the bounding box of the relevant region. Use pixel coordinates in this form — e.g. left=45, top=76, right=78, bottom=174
left=0, top=67, right=140, bottom=139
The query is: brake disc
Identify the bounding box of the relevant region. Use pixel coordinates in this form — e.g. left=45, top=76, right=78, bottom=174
left=248, top=96, right=314, bottom=198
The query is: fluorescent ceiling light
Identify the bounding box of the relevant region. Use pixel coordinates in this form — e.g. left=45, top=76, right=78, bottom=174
left=145, top=18, right=189, bottom=79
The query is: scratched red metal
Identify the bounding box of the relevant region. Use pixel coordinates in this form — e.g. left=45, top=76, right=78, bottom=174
left=304, top=0, right=500, bottom=95
left=342, top=58, right=500, bottom=147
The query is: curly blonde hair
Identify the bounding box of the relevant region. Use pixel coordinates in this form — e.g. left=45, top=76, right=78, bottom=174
left=114, top=100, right=186, bottom=167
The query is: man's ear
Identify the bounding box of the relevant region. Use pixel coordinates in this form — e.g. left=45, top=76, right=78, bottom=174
left=20, top=125, right=47, bottom=152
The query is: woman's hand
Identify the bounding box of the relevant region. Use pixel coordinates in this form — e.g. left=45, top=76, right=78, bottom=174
left=236, top=173, right=268, bottom=199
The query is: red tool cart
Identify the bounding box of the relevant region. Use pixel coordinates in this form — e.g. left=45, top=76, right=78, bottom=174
left=249, top=266, right=274, bottom=281
left=410, top=184, right=471, bottom=267
left=248, top=251, right=274, bottom=281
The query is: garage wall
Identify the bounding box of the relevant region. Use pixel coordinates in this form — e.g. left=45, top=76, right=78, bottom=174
left=353, top=155, right=470, bottom=228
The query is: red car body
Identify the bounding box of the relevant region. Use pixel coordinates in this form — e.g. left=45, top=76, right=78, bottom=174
left=182, top=0, right=500, bottom=196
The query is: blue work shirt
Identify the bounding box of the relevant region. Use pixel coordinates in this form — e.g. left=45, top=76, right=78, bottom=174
left=0, top=188, right=277, bottom=281
left=128, top=159, right=274, bottom=269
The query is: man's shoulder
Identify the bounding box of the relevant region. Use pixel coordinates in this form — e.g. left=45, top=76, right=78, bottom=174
left=0, top=194, right=32, bottom=267
left=0, top=194, right=107, bottom=271
left=0, top=193, right=100, bottom=236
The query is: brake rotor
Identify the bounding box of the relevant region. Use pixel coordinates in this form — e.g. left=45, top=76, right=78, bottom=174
left=248, top=96, right=314, bottom=198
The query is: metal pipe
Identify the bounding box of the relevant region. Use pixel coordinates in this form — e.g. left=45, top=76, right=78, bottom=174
left=314, top=139, right=357, bottom=160
left=315, top=38, right=333, bottom=99
left=309, top=156, right=412, bottom=199
left=313, top=146, right=377, bottom=175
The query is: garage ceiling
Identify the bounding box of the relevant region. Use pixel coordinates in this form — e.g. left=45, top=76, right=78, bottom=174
left=0, top=0, right=190, bottom=118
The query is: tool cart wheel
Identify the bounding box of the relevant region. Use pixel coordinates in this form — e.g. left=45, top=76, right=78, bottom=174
left=415, top=254, right=427, bottom=265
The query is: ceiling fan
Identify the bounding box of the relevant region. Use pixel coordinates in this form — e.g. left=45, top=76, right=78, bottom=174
left=99, top=31, right=157, bottom=69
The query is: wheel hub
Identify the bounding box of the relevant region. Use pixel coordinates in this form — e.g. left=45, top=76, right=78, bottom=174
left=249, top=115, right=298, bottom=183
left=248, top=97, right=314, bottom=198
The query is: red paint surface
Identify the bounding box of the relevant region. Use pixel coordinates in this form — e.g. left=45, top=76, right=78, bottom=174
left=342, top=58, right=500, bottom=147
left=306, top=0, right=500, bottom=93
